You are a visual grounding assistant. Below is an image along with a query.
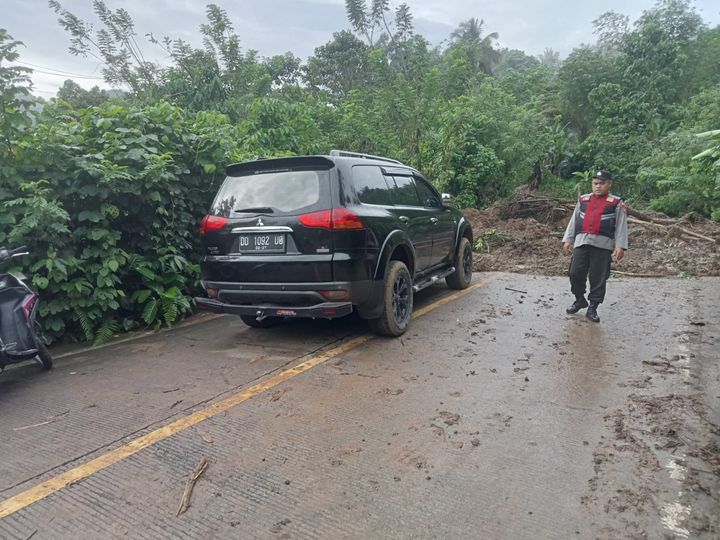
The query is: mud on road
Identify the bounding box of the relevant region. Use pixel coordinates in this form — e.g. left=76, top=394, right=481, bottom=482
left=0, top=273, right=718, bottom=539
left=464, top=197, right=720, bottom=277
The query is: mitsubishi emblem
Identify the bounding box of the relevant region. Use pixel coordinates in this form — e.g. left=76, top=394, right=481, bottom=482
left=257, top=218, right=264, bottom=227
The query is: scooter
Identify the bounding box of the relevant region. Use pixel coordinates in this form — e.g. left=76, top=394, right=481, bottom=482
left=0, top=246, right=53, bottom=371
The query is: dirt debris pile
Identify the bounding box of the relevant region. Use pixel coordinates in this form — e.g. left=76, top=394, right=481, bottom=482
left=465, top=191, right=720, bottom=277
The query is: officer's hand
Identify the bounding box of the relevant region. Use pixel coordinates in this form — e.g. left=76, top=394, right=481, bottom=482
left=563, top=242, right=573, bottom=254
left=613, top=248, right=625, bottom=262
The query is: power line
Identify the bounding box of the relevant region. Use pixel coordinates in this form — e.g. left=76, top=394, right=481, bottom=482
left=11, top=61, right=105, bottom=80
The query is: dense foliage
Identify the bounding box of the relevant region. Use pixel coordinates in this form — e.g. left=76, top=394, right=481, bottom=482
left=1, top=0, right=718, bottom=342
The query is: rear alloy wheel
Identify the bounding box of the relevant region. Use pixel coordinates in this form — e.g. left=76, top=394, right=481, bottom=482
left=446, top=237, right=473, bottom=290
left=369, top=260, right=413, bottom=337
left=240, top=315, right=281, bottom=328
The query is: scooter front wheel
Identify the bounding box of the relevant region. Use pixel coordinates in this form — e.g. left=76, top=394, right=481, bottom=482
left=35, top=338, right=53, bottom=370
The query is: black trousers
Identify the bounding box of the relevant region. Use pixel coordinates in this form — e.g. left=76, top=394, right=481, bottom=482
left=569, top=245, right=612, bottom=305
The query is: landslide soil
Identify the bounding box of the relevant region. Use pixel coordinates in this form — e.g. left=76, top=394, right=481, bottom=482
left=465, top=193, right=720, bottom=277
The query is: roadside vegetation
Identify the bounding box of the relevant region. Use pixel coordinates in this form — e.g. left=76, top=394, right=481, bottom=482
left=0, top=0, right=718, bottom=343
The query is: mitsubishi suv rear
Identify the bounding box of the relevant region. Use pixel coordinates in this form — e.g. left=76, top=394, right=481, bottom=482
left=195, top=150, right=474, bottom=336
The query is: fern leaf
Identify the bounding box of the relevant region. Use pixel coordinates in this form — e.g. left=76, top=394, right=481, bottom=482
left=74, top=308, right=94, bottom=341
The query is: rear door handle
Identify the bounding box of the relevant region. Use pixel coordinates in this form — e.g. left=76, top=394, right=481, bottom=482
left=398, top=216, right=409, bottom=223
left=430, top=218, right=438, bottom=224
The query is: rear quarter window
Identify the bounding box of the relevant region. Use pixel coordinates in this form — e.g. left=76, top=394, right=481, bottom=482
left=352, top=165, right=394, bottom=205
left=211, top=170, right=329, bottom=216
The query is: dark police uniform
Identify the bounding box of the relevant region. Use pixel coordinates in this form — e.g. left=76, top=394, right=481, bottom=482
left=562, top=191, right=629, bottom=307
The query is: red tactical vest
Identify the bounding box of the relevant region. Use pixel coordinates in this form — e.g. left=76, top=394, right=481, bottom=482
left=575, top=194, right=622, bottom=238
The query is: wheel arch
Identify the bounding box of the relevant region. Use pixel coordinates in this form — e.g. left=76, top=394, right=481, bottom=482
left=453, top=218, right=473, bottom=258
left=373, top=230, right=416, bottom=280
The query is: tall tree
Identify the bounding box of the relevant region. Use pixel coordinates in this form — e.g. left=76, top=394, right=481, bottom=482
left=344, top=0, right=413, bottom=48
left=49, top=0, right=161, bottom=96
left=56, top=80, right=110, bottom=108
left=304, top=30, right=370, bottom=100
left=0, top=29, right=33, bottom=155
left=447, top=18, right=500, bottom=75
left=592, top=11, right=629, bottom=53
left=538, top=48, right=560, bottom=71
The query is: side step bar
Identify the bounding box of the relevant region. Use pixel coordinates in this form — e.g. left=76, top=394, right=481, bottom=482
left=412, top=267, right=455, bottom=293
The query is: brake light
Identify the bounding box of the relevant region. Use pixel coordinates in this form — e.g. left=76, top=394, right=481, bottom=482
left=298, top=208, right=364, bottom=230
left=200, top=215, right=228, bottom=235
left=22, top=294, right=37, bottom=323
left=298, top=209, right=332, bottom=228
left=332, top=208, right=365, bottom=230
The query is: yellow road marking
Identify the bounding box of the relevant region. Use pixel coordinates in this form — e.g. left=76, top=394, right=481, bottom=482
left=0, top=276, right=493, bottom=519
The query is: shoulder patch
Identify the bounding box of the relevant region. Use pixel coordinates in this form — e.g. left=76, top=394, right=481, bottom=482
left=581, top=194, right=591, bottom=202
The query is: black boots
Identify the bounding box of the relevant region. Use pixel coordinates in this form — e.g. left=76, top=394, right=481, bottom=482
left=566, top=298, right=601, bottom=322
left=566, top=297, right=589, bottom=314
left=586, top=304, right=600, bottom=323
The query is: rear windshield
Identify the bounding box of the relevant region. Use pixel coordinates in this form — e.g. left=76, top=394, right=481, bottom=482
left=211, top=170, right=330, bottom=217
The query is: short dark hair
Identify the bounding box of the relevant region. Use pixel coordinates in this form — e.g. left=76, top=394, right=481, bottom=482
left=593, top=170, right=612, bottom=182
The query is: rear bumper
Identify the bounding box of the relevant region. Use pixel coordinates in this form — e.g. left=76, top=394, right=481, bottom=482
left=198, top=279, right=384, bottom=320
left=195, top=297, right=353, bottom=320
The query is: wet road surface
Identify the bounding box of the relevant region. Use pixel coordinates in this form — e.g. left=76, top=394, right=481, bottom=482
left=0, top=273, right=718, bottom=539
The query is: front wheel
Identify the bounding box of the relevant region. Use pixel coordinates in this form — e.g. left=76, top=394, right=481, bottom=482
left=368, top=261, right=413, bottom=337
left=446, top=237, right=473, bottom=290
left=35, top=338, right=53, bottom=370
left=240, top=315, right=281, bottom=328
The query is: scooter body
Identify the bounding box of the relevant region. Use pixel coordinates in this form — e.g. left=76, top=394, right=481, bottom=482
left=0, top=246, right=53, bottom=370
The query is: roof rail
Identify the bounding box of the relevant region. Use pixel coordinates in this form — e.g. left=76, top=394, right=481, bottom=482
left=329, top=149, right=402, bottom=165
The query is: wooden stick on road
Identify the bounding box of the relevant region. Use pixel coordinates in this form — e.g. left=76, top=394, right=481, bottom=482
left=612, top=270, right=666, bottom=278
left=176, top=457, right=209, bottom=516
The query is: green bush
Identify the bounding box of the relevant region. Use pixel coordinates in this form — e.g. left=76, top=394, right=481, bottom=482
left=1, top=101, right=238, bottom=343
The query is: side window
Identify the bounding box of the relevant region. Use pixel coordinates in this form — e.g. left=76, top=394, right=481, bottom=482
left=414, top=176, right=441, bottom=208
left=390, top=175, right=421, bottom=206
left=352, top=166, right=394, bottom=205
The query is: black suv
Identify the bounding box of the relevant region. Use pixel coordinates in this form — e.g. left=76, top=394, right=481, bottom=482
left=195, top=150, right=473, bottom=336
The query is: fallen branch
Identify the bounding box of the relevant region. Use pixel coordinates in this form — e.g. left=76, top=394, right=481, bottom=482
left=176, top=457, right=209, bottom=516
left=628, top=218, right=717, bottom=243
left=612, top=270, right=666, bottom=278
left=13, top=410, right=70, bottom=432
left=628, top=217, right=665, bottom=228
left=505, top=287, right=528, bottom=294
left=675, top=226, right=717, bottom=244
left=626, top=207, right=687, bottom=225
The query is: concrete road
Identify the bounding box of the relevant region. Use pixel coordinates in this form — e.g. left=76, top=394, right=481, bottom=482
left=0, top=273, right=718, bottom=539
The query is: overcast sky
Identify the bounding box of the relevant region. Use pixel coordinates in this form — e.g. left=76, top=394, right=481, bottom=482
left=3, top=0, right=719, bottom=97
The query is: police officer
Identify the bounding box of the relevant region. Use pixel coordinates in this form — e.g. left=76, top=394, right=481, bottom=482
left=562, top=170, right=628, bottom=322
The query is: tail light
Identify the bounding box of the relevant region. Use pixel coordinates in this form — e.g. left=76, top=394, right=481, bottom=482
left=320, top=290, right=348, bottom=300
left=22, top=294, right=38, bottom=323
left=200, top=215, right=228, bottom=236
left=299, top=208, right=364, bottom=230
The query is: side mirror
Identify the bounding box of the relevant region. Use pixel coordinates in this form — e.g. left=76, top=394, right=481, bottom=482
left=441, top=193, right=454, bottom=205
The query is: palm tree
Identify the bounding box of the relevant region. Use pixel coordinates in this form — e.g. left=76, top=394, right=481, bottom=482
left=450, top=18, right=500, bottom=75
left=538, top=48, right=560, bottom=70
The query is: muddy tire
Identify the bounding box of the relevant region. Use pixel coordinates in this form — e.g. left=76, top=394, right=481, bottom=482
left=446, top=237, right=473, bottom=290
left=35, top=338, right=53, bottom=370
left=240, top=315, right=281, bottom=328
left=368, top=261, right=413, bottom=337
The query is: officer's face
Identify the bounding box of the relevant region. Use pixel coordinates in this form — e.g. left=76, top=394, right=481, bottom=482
left=592, top=179, right=611, bottom=197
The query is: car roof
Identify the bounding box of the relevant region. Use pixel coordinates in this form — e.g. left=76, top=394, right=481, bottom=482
left=225, top=151, right=415, bottom=177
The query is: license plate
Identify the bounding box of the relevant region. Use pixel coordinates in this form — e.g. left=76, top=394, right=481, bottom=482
left=236, top=233, right=286, bottom=253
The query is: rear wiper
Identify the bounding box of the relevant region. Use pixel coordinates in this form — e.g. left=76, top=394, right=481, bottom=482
left=233, top=207, right=274, bottom=214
